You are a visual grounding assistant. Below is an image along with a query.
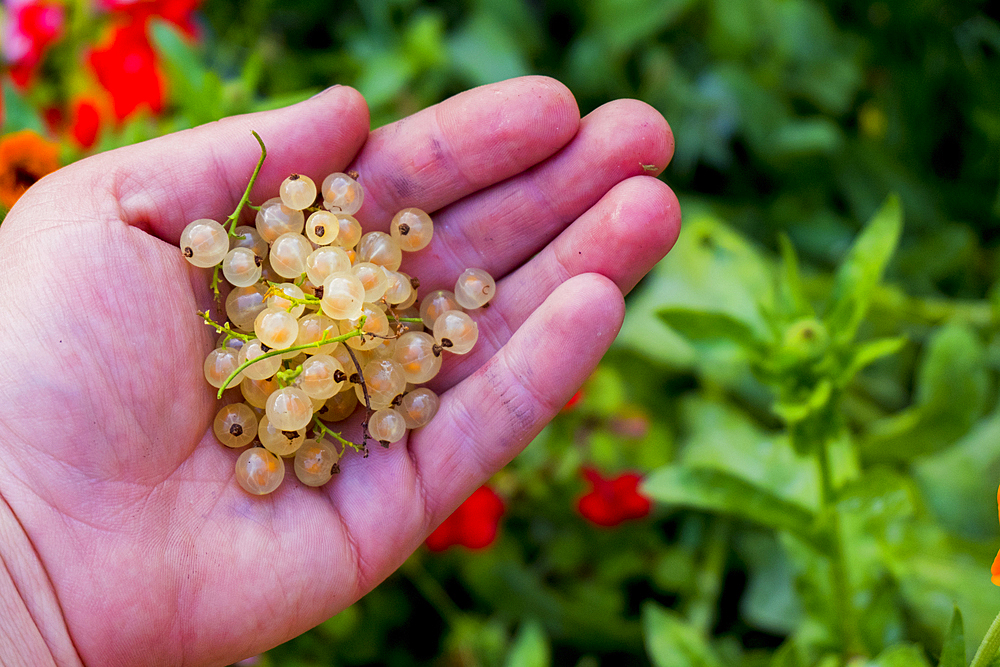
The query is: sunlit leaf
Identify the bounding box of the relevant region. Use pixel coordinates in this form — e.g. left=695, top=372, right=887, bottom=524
left=642, top=603, right=722, bottom=667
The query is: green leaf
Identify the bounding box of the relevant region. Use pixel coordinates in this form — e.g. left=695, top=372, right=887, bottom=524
left=776, top=233, right=812, bottom=320
left=837, top=336, right=907, bottom=387
left=939, top=607, right=965, bottom=667
left=642, top=603, right=722, bottom=667
left=1, top=79, right=45, bottom=134
left=642, top=466, right=820, bottom=545
left=863, top=321, right=987, bottom=461
left=150, top=20, right=223, bottom=124
left=658, top=308, right=766, bottom=351
left=871, top=644, right=933, bottom=667
left=504, top=619, right=550, bottom=667
left=825, top=194, right=903, bottom=342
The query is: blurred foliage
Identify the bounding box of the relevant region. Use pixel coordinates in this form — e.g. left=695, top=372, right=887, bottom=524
left=6, top=0, right=1000, bottom=664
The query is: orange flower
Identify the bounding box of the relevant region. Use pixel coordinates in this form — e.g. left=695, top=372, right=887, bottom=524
left=993, top=485, right=1000, bottom=585
left=0, top=130, right=61, bottom=209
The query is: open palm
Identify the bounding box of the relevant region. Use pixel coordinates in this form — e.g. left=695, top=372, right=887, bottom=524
left=0, top=77, right=678, bottom=666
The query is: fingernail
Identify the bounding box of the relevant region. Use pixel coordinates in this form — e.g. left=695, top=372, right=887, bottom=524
left=310, top=85, right=342, bottom=100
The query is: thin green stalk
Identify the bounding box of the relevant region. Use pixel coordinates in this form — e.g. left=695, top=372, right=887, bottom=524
left=216, top=329, right=361, bottom=397
left=971, top=610, right=1000, bottom=667
left=816, top=433, right=863, bottom=659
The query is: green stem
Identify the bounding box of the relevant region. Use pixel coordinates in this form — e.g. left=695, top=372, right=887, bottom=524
left=199, top=311, right=254, bottom=342
left=971, top=610, right=1000, bottom=667
left=216, top=329, right=361, bottom=397
left=816, top=432, right=863, bottom=658
left=686, top=518, right=731, bottom=634
left=311, top=417, right=364, bottom=455
left=226, top=131, right=267, bottom=234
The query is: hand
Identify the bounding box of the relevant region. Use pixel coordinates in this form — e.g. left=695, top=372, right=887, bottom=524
left=0, top=76, right=679, bottom=666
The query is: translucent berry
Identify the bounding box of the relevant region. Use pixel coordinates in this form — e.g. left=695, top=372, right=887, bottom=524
left=433, top=310, right=478, bottom=354
left=258, top=415, right=306, bottom=456
left=419, top=290, right=462, bottom=329
left=223, top=247, right=263, bottom=287
left=369, top=408, right=407, bottom=444
left=204, top=347, right=243, bottom=388
left=265, top=282, right=306, bottom=318
left=214, top=403, right=258, bottom=448
left=254, top=307, right=299, bottom=350
left=393, top=331, right=441, bottom=383
left=265, top=386, right=314, bottom=431
left=297, top=354, right=345, bottom=399
left=357, top=231, right=402, bottom=271
left=180, top=219, right=229, bottom=268
left=454, top=268, right=496, bottom=310
left=321, top=172, right=364, bottom=215
left=305, top=210, right=340, bottom=245
left=238, top=339, right=281, bottom=380
left=235, top=447, right=285, bottom=495
left=280, top=174, right=317, bottom=210
left=294, top=439, right=340, bottom=486
left=255, top=197, right=305, bottom=243
left=389, top=208, right=434, bottom=252
left=306, top=246, right=351, bottom=287
left=321, top=272, right=366, bottom=320
left=318, top=389, right=358, bottom=422
left=269, top=232, right=312, bottom=279
left=399, top=388, right=440, bottom=429
left=225, top=283, right=268, bottom=332
left=351, top=262, right=389, bottom=302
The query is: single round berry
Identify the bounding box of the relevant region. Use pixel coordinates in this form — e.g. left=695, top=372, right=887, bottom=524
left=393, top=331, right=441, bottom=383
left=357, top=231, right=402, bottom=271
left=180, top=219, right=229, bottom=268
left=294, top=439, right=340, bottom=487
left=258, top=415, right=306, bottom=456
left=214, top=403, right=258, bottom=448
left=297, top=354, right=345, bottom=399
left=254, top=307, right=299, bottom=350
left=241, top=376, right=278, bottom=409
left=238, top=339, right=282, bottom=380
left=269, top=232, right=312, bottom=279
left=321, top=172, right=364, bottom=215
left=369, top=408, right=407, bottom=444
left=255, top=197, right=305, bottom=243
left=319, top=389, right=358, bottom=422
left=321, top=272, right=366, bottom=320
left=419, top=290, right=462, bottom=329
left=433, top=310, right=478, bottom=355
left=280, top=174, right=317, bottom=210
left=305, top=209, right=340, bottom=245
left=222, top=247, right=263, bottom=287
left=204, top=347, right=243, bottom=388
left=235, top=447, right=285, bottom=495
left=265, top=386, right=314, bottom=431
left=399, top=388, right=440, bottom=429
left=225, top=283, right=268, bottom=332
left=454, top=268, right=496, bottom=310
left=390, top=208, right=434, bottom=252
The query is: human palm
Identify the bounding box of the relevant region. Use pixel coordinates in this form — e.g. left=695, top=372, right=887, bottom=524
left=0, top=77, right=678, bottom=666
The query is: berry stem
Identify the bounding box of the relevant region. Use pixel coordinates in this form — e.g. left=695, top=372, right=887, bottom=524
left=275, top=364, right=303, bottom=387
left=199, top=311, right=254, bottom=342
left=225, top=131, right=267, bottom=235
left=344, top=345, right=374, bottom=451
left=216, top=329, right=362, bottom=398
left=311, top=417, right=365, bottom=455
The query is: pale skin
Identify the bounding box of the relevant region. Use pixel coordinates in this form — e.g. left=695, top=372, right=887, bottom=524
left=0, top=76, right=680, bottom=666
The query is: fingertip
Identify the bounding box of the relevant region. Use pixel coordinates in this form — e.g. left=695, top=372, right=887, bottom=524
left=591, top=98, right=675, bottom=176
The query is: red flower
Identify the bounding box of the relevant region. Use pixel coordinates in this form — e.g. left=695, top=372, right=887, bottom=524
left=87, top=22, right=164, bottom=121
left=562, top=389, right=584, bottom=412
left=2, top=1, right=65, bottom=88
left=70, top=99, right=102, bottom=149
left=426, top=486, right=505, bottom=551
left=97, top=0, right=202, bottom=37
left=577, top=467, right=651, bottom=527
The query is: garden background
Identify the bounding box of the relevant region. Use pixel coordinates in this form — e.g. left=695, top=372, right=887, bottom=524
left=3, top=0, right=1000, bottom=665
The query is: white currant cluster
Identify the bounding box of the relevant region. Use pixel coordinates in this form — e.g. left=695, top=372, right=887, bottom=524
left=180, top=134, right=495, bottom=496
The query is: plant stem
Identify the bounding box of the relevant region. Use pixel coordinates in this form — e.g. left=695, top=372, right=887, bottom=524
left=971, top=610, right=1000, bottom=667
left=816, top=432, right=863, bottom=659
